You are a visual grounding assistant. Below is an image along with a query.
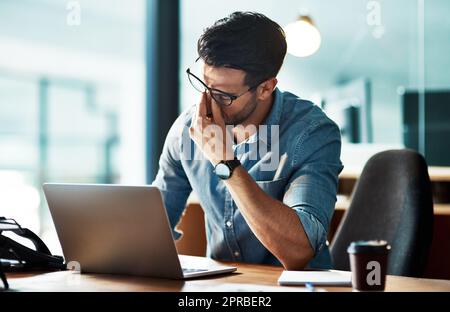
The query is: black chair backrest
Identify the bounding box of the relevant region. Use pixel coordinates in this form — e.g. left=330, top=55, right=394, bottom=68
left=330, top=149, right=433, bottom=277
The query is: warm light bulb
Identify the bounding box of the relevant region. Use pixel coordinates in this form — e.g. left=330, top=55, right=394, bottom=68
left=284, top=16, right=321, bottom=57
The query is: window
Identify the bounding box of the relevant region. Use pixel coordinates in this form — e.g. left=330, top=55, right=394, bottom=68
left=0, top=0, right=146, bottom=254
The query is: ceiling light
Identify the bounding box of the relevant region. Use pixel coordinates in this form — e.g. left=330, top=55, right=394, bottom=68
left=284, top=15, right=322, bottom=58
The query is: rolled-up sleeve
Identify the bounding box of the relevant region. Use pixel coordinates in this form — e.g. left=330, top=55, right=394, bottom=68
left=283, top=119, right=343, bottom=255
left=151, top=117, right=192, bottom=240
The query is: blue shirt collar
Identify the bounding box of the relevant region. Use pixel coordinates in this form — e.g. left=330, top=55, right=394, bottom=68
left=243, top=87, right=283, bottom=147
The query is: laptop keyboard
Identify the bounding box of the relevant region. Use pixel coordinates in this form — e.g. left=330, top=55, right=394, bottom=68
left=182, top=268, right=209, bottom=274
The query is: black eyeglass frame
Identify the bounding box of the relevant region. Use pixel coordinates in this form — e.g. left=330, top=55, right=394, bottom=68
left=185, top=59, right=265, bottom=107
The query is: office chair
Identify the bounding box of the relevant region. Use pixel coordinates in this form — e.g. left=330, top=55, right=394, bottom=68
left=330, top=149, right=433, bottom=277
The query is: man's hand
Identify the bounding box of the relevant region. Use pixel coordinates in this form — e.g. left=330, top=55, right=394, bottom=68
left=189, top=92, right=234, bottom=166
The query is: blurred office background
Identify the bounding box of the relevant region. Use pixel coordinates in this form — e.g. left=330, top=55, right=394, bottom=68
left=0, top=0, right=146, bottom=251
left=1, top=0, right=449, bottom=257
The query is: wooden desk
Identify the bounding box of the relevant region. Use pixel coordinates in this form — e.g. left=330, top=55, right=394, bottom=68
left=335, top=195, right=450, bottom=216
left=339, top=166, right=450, bottom=182
left=6, top=262, right=450, bottom=292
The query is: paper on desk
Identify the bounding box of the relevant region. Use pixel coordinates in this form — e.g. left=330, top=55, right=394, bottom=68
left=278, top=270, right=352, bottom=286
left=185, top=283, right=326, bottom=292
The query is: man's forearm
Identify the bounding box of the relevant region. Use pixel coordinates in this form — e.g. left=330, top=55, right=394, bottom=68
left=224, top=166, right=314, bottom=270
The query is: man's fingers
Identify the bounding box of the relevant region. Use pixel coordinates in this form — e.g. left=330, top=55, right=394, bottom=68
left=205, top=92, right=212, bottom=119
left=196, top=92, right=207, bottom=118
left=211, top=97, right=225, bottom=125
left=189, top=103, right=198, bottom=136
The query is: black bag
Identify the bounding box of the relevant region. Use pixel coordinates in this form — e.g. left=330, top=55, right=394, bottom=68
left=0, top=217, right=65, bottom=272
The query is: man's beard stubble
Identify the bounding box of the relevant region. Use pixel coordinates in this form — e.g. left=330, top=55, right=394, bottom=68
left=223, top=94, right=258, bottom=126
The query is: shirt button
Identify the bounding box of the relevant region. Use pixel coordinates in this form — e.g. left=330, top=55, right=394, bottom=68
left=234, top=251, right=240, bottom=257
left=226, top=220, right=232, bottom=228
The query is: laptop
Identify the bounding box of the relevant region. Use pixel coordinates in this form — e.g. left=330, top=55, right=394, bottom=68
left=43, top=183, right=237, bottom=279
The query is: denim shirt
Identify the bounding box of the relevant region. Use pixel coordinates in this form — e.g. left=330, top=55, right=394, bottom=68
left=152, top=88, right=343, bottom=269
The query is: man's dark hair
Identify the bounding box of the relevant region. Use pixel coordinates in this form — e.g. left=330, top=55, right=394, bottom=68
left=197, top=11, right=287, bottom=88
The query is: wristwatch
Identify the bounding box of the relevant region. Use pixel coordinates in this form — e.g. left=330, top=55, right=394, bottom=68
left=214, top=158, right=241, bottom=180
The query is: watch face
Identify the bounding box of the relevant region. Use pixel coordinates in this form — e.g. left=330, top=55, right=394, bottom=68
left=215, top=163, right=231, bottom=179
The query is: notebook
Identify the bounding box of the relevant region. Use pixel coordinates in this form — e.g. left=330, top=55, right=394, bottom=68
left=278, top=270, right=352, bottom=286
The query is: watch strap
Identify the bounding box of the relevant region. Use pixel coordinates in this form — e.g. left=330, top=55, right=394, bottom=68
left=223, top=158, right=241, bottom=171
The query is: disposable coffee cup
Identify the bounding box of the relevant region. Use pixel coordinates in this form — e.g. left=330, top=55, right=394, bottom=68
left=347, top=240, right=391, bottom=291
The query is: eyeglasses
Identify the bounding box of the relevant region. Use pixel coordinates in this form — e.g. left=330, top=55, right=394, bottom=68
left=186, top=59, right=262, bottom=107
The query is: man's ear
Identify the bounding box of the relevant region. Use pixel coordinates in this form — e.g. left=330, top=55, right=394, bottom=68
left=257, top=78, right=278, bottom=101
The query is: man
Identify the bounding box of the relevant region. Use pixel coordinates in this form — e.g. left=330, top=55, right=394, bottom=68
left=152, top=12, right=343, bottom=270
